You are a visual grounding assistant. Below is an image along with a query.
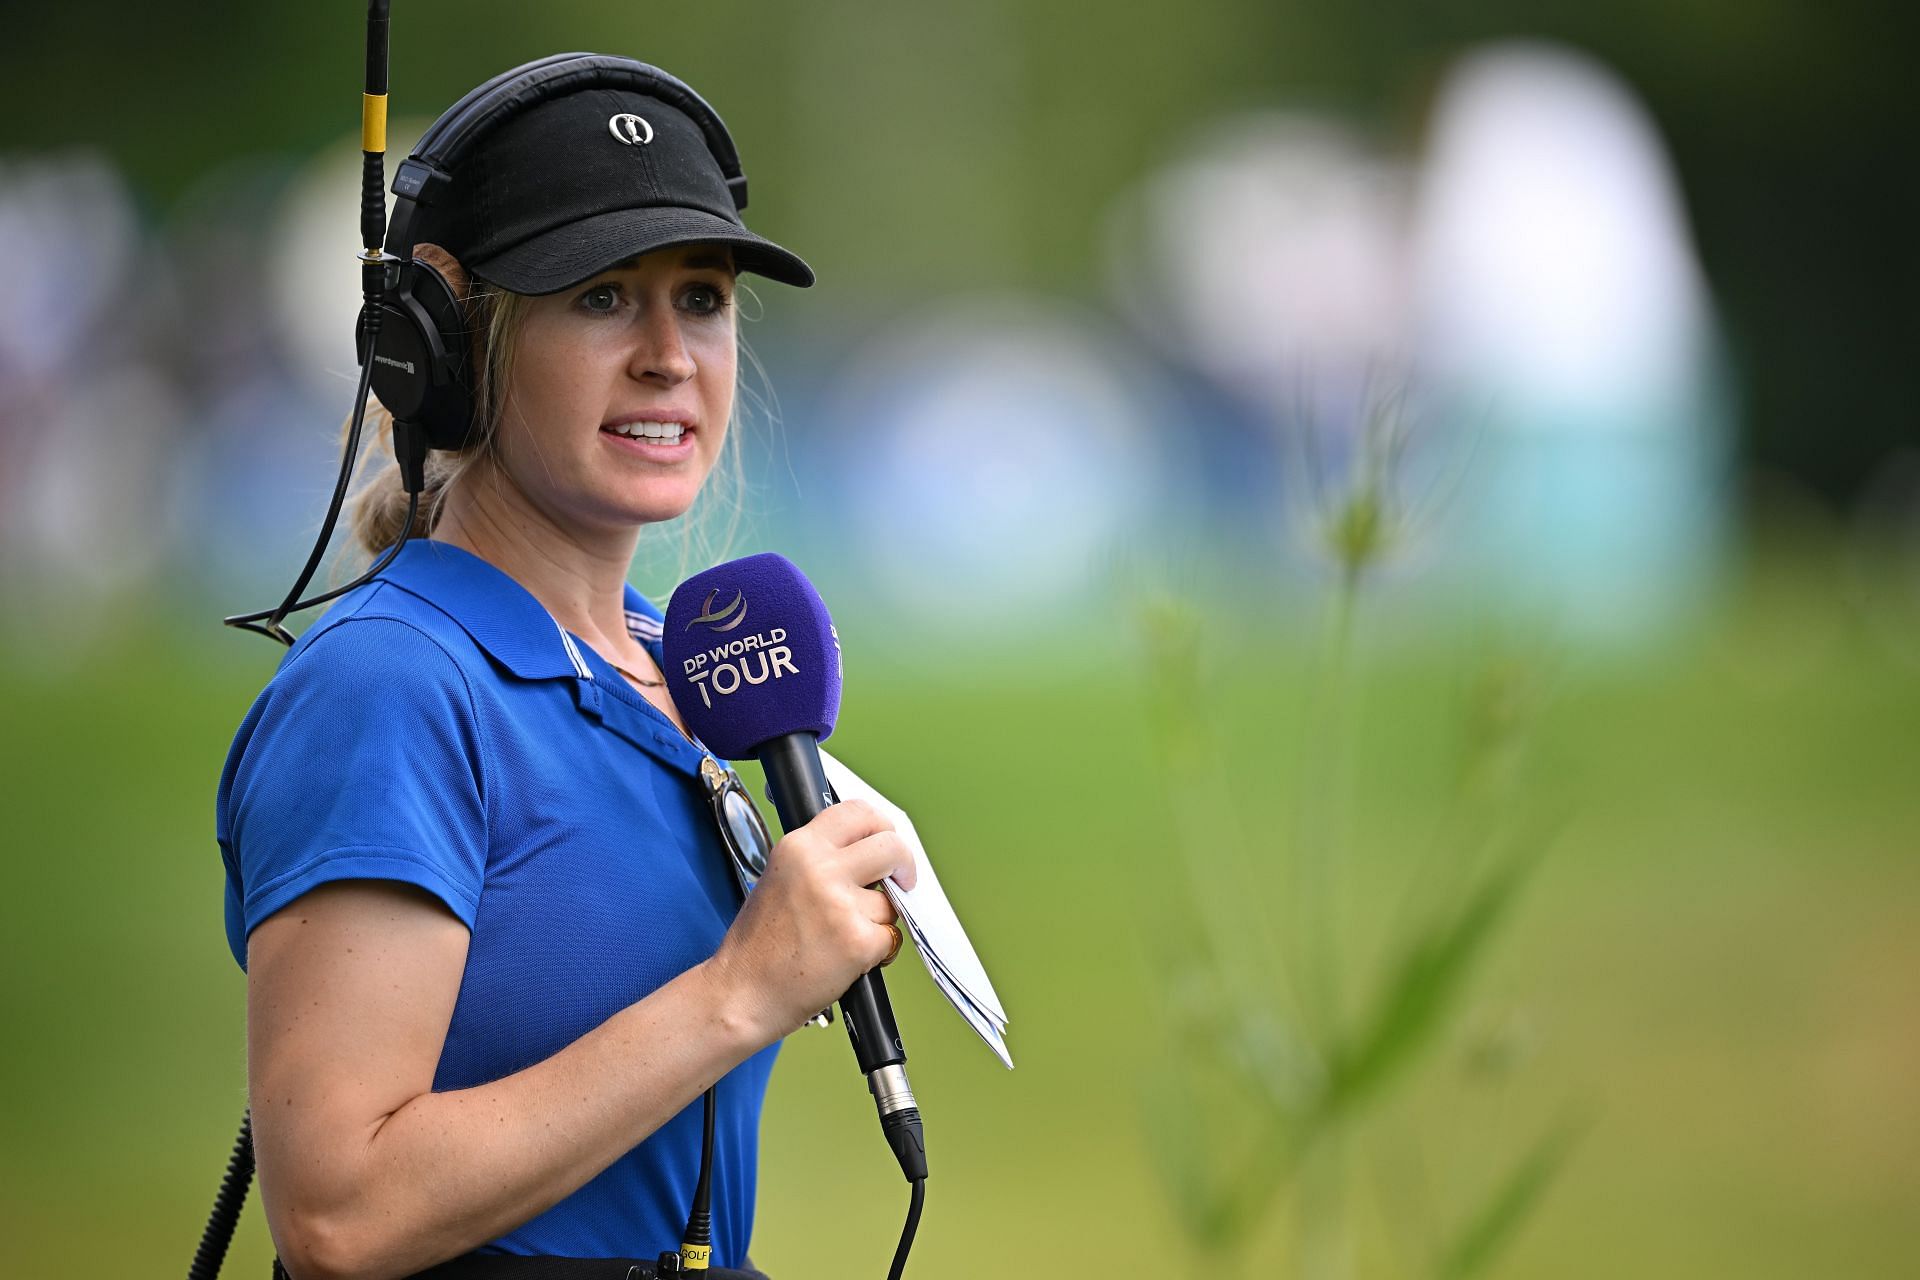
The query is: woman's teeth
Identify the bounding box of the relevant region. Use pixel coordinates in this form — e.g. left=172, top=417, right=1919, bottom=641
left=607, top=422, right=686, bottom=443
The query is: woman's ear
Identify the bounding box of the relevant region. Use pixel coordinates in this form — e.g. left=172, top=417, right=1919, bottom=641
left=414, top=242, right=470, bottom=300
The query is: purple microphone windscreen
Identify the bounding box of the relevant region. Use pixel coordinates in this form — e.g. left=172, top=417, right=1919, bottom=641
left=661, top=552, right=843, bottom=761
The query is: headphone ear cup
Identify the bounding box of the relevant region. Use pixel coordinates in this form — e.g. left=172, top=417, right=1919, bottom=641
left=364, top=258, right=477, bottom=454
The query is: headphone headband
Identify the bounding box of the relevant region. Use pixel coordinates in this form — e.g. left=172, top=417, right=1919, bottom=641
left=386, top=53, right=748, bottom=263
left=405, top=51, right=587, bottom=159
left=418, top=54, right=747, bottom=197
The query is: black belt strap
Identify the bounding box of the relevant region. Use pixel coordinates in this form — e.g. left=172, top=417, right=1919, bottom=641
left=406, top=1257, right=771, bottom=1280
left=272, top=1254, right=771, bottom=1279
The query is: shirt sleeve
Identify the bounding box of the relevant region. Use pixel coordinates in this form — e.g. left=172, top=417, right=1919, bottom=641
left=220, top=615, right=491, bottom=965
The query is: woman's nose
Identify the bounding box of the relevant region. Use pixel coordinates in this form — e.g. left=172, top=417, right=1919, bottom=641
left=629, top=305, right=697, bottom=386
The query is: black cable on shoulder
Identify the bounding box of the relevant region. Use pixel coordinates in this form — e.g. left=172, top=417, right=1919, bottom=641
left=887, top=1177, right=926, bottom=1280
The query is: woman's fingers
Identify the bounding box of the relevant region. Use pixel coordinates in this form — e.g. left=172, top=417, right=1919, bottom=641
left=882, top=836, right=916, bottom=892
left=786, top=800, right=915, bottom=891
left=806, top=797, right=894, bottom=846
left=842, top=830, right=916, bottom=892
left=858, top=884, right=898, bottom=927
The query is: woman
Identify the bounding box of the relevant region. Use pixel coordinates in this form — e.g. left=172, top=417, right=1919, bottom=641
left=217, top=58, right=914, bottom=1279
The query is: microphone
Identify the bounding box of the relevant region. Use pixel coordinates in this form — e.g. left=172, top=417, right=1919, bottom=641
left=663, top=554, right=928, bottom=1184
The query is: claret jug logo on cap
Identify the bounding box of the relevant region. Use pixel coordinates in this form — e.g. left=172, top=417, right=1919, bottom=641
left=607, top=113, right=654, bottom=145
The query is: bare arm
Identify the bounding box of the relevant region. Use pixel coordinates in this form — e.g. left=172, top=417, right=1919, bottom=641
left=247, top=799, right=914, bottom=1280
left=247, top=880, right=754, bottom=1279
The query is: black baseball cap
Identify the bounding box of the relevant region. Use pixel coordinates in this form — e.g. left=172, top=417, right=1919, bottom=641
left=425, top=85, right=813, bottom=294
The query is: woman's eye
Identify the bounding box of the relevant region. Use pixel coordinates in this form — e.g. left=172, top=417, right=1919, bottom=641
left=681, top=283, right=730, bottom=316
left=579, top=284, right=622, bottom=314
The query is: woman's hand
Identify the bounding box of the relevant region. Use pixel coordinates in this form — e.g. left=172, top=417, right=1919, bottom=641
left=706, top=798, right=917, bottom=1040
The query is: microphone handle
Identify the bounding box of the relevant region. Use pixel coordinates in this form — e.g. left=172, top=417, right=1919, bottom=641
left=757, top=733, right=927, bottom=1182
left=758, top=733, right=906, bottom=1076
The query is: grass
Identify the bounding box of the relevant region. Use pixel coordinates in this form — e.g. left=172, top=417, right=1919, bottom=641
left=0, top=553, right=1915, bottom=1278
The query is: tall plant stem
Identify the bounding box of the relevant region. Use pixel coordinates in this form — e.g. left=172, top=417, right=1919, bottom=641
left=1298, top=1128, right=1354, bottom=1280
left=1291, top=554, right=1364, bottom=1046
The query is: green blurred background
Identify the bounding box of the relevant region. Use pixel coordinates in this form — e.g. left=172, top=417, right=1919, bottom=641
left=2, top=3, right=1915, bottom=1277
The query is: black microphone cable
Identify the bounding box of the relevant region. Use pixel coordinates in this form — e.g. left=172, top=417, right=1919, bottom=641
left=662, top=1090, right=923, bottom=1279
left=887, top=1176, right=926, bottom=1280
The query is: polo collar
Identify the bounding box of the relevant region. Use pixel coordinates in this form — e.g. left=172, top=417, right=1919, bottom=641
left=373, top=539, right=664, bottom=681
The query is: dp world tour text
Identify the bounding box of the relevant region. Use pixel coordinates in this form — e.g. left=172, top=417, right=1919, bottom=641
left=681, top=628, right=797, bottom=707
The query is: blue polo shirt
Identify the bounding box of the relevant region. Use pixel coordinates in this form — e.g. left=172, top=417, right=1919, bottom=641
left=216, top=539, right=777, bottom=1266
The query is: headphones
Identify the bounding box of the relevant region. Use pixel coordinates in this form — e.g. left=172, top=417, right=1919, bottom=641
left=362, top=53, right=753, bottom=462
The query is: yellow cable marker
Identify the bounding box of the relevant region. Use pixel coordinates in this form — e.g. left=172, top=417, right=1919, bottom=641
left=679, top=1242, right=712, bottom=1270
left=362, top=92, right=388, bottom=153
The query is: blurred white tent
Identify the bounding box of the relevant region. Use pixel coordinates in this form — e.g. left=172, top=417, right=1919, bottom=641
left=1105, top=113, right=1412, bottom=422
left=1412, top=40, right=1732, bottom=641
left=1103, top=41, right=1731, bottom=642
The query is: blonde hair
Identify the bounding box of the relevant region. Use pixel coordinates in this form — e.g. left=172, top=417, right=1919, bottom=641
left=343, top=278, right=756, bottom=578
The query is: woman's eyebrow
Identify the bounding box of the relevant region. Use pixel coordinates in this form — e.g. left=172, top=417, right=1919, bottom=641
left=680, top=251, right=736, bottom=273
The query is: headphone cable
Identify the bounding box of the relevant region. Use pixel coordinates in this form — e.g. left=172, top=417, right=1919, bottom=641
left=219, top=325, right=418, bottom=647
left=224, top=0, right=406, bottom=647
